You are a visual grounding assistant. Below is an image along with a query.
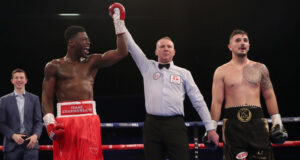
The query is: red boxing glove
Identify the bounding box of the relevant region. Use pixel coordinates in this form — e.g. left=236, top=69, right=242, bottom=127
left=109, top=3, right=126, bottom=35
left=109, top=3, right=126, bottom=20
left=43, top=113, right=64, bottom=141
left=46, top=123, right=65, bottom=141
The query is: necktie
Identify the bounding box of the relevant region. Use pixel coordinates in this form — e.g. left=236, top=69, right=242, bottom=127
left=158, top=63, right=170, bottom=69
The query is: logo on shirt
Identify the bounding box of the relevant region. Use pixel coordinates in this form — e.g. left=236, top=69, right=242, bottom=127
left=153, top=72, right=161, bottom=80
left=170, top=74, right=181, bottom=84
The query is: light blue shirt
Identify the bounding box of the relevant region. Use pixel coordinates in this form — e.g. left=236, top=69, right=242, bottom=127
left=125, top=29, right=214, bottom=131
left=14, top=91, right=26, bottom=133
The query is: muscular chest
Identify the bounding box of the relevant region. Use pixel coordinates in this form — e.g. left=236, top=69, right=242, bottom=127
left=224, top=66, right=262, bottom=89
left=57, top=63, right=93, bottom=80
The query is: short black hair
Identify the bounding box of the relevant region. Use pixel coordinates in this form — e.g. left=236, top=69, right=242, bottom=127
left=11, top=68, right=27, bottom=79
left=64, top=25, right=86, bottom=43
left=229, top=29, right=248, bottom=42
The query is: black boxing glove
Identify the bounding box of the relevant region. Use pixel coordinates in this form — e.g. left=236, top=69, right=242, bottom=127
left=270, top=114, right=288, bottom=144
left=270, top=124, right=288, bottom=144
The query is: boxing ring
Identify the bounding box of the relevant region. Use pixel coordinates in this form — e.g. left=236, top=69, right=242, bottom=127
left=1, top=117, right=300, bottom=159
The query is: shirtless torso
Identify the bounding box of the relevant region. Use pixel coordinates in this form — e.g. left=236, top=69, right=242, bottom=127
left=218, top=60, right=272, bottom=108
left=210, top=32, right=279, bottom=121
left=42, top=29, right=127, bottom=115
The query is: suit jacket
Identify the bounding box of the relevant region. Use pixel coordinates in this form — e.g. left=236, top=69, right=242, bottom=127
left=0, top=92, right=43, bottom=152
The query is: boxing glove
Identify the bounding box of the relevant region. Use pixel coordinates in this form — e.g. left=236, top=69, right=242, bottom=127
left=43, top=113, right=64, bottom=141
left=109, top=3, right=126, bottom=35
left=270, top=124, right=288, bottom=144
left=270, top=114, right=288, bottom=144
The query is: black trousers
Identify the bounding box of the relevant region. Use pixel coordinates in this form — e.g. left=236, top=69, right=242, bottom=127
left=4, top=144, right=39, bottom=160
left=143, top=114, right=189, bottom=160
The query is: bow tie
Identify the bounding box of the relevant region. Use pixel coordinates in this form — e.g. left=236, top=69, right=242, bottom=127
left=158, top=63, right=170, bottom=69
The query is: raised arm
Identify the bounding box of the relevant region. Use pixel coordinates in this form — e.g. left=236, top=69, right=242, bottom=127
left=112, top=3, right=150, bottom=74
left=90, top=3, right=128, bottom=69
left=91, top=35, right=128, bottom=68
left=210, top=67, right=225, bottom=122
left=124, top=28, right=150, bottom=74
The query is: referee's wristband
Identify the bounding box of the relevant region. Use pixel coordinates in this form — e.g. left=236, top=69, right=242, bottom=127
left=211, top=120, right=218, bottom=129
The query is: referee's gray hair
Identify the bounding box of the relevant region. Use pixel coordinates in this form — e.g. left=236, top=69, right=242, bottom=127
left=156, top=36, right=174, bottom=48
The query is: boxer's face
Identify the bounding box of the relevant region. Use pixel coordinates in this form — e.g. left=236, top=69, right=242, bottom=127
left=228, top=34, right=250, bottom=57
left=11, top=72, right=27, bottom=91
left=155, top=39, right=175, bottom=63
left=71, top=32, right=90, bottom=57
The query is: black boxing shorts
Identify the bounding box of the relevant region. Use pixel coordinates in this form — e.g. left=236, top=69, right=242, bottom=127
left=222, top=106, right=275, bottom=160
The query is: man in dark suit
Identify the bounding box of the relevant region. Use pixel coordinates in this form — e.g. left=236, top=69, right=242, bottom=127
left=0, top=68, right=43, bottom=160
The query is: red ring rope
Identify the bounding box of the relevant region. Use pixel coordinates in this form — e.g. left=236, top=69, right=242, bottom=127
left=1, top=141, right=299, bottom=151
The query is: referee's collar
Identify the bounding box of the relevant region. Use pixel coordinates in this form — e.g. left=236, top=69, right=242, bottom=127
left=158, top=61, right=174, bottom=69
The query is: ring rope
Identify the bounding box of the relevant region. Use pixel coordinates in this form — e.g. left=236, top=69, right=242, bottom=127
left=0, top=116, right=299, bottom=151
left=1, top=141, right=300, bottom=151
left=101, top=117, right=300, bottom=128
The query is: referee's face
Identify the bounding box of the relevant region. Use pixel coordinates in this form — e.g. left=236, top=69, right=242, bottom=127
left=155, top=39, right=175, bottom=64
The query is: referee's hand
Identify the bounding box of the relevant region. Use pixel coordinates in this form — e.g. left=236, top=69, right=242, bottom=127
left=202, top=130, right=219, bottom=150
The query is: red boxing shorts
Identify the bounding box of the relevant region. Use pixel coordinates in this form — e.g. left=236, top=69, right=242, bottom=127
left=53, top=100, right=103, bottom=160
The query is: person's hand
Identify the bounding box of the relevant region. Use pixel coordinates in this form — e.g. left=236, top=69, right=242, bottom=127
left=202, top=130, right=219, bottom=150
left=109, top=3, right=126, bottom=35
left=26, top=134, right=38, bottom=149
left=12, top=133, right=26, bottom=145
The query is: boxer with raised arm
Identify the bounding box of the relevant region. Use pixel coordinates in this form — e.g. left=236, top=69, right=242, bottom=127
left=209, top=29, right=287, bottom=160
left=42, top=4, right=127, bottom=160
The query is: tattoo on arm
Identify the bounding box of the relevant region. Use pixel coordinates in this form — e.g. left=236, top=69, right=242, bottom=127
left=243, top=63, right=273, bottom=90
left=260, top=64, right=273, bottom=90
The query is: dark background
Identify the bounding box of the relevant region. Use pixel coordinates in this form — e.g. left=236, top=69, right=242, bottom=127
left=0, top=0, right=299, bottom=159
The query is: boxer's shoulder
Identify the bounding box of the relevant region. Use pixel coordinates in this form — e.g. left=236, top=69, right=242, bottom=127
left=47, top=58, right=64, bottom=65
left=214, top=64, right=228, bottom=76
left=44, top=58, right=63, bottom=74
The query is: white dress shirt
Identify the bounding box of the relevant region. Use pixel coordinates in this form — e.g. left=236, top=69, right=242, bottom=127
left=125, top=29, right=214, bottom=131
left=14, top=91, right=26, bottom=133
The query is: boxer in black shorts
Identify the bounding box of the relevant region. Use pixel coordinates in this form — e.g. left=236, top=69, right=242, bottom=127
left=207, top=29, right=288, bottom=160
left=223, top=106, right=274, bottom=159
